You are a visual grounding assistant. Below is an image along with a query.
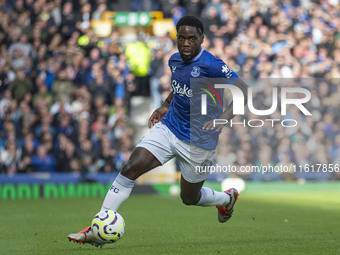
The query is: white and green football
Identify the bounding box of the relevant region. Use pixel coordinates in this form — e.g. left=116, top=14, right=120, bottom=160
left=91, top=210, right=125, bottom=243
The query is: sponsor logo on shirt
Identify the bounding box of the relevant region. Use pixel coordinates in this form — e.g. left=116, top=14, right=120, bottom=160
left=171, top=79, right=193, bottom=97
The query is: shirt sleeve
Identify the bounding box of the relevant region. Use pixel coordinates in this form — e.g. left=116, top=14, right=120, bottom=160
left=209, top=58, right=238, bottom=84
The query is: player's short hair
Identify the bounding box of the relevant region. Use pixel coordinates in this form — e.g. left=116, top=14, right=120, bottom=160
left=176, top=15, right=204, bottom=35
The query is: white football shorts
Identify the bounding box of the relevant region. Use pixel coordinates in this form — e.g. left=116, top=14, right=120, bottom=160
left=136, top=122, right=215, bottom=183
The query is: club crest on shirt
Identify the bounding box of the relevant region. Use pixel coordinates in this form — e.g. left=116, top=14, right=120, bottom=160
left=191, top=66, right=200, bottom=77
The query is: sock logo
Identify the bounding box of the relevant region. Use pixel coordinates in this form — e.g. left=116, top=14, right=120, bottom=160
left=109, top=185, right=119, bottom=193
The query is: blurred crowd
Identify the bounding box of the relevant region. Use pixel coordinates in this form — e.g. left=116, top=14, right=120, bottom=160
left=0, top=0, right=339, bottom=181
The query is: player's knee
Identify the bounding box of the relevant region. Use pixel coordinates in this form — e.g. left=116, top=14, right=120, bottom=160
left=180, top=193, right=199, bottom=206
left=120, top=161, right=139, bottom=180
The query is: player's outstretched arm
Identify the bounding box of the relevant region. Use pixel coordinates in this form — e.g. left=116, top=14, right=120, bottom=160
left=203, top=78, right=248, bottom=131
left=148, top=91, right=174, bottom=128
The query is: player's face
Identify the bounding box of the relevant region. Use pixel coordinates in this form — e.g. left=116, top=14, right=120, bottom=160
left=177, top=26, right=204, bottom=62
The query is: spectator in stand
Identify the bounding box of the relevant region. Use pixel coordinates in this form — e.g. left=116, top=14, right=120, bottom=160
left=32, top=80, right=53, bottom=109
left=0, top=89, right=12, bottom=118
left=202, top=5, right=223, bottom=40
left=92, top=2, right=108, bottom=20
left=114, top=133, right=132, bottom=171
left=8, top=34, right=32, bottom=70
left=31, top=144, right=56, bottom=173
left=61, top=2, right=78, bottom=38
left=150, top=48, right=165, bottom=108
left=52, top=68, right=74, bottom=103
left=56, top=136, right=77, bottom=173
left=0, top=60, right=10, bottom=95
left=182, top=0, right=202, bottom=17
left=73, top=56, right=90, bottom=88
left=158, top=75, right=171, bottom=103
left=0, top=139, right=21, bottom=175
left=56, top=114, right=75, bottom=141
left=18, top=134, right=36, bottom=173
left=77, top=3, right=92, bottom=33
left=11, top=68, right=32, bottom=103
left=88, top=68, right=112, bottom=106
left=99, top=133, right=117, bottom=172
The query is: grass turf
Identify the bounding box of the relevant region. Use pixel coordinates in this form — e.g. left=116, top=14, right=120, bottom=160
left=1, top=182, right=340, bottom=255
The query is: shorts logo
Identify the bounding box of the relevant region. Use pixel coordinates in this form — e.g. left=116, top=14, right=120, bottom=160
left=191, top=66, right=200, bottom=77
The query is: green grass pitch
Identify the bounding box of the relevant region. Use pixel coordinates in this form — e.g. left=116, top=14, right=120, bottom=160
left=1, top=182, right=340, bottom=255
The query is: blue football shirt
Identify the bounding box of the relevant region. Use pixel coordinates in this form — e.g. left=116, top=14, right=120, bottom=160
left=162, top=49, right=239, bottom=150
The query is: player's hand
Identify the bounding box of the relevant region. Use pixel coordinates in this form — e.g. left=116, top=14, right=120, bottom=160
left=202, top=120, right=224, bottom=131
left=148, top=106, right=169, bottom=128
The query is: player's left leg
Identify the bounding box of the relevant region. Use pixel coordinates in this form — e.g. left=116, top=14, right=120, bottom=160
left=180, top=175, right=230, bottom=207
left=176, top=141, right=239, bottom=222
left=177, top=141, right=232, bottom=207
left=180, top=175, right=239, bottom=223
left=179, top=175, right=205, bottom=205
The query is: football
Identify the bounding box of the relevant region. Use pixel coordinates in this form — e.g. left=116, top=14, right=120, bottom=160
left=91, top=210, right=125, bottom=243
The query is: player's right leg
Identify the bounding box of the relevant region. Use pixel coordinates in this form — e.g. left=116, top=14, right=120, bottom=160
left=68, top=122, right=174, bottom=246
left=100, top=147, right=162, bottom=211
left=68, top=147, right=162, bottom=246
